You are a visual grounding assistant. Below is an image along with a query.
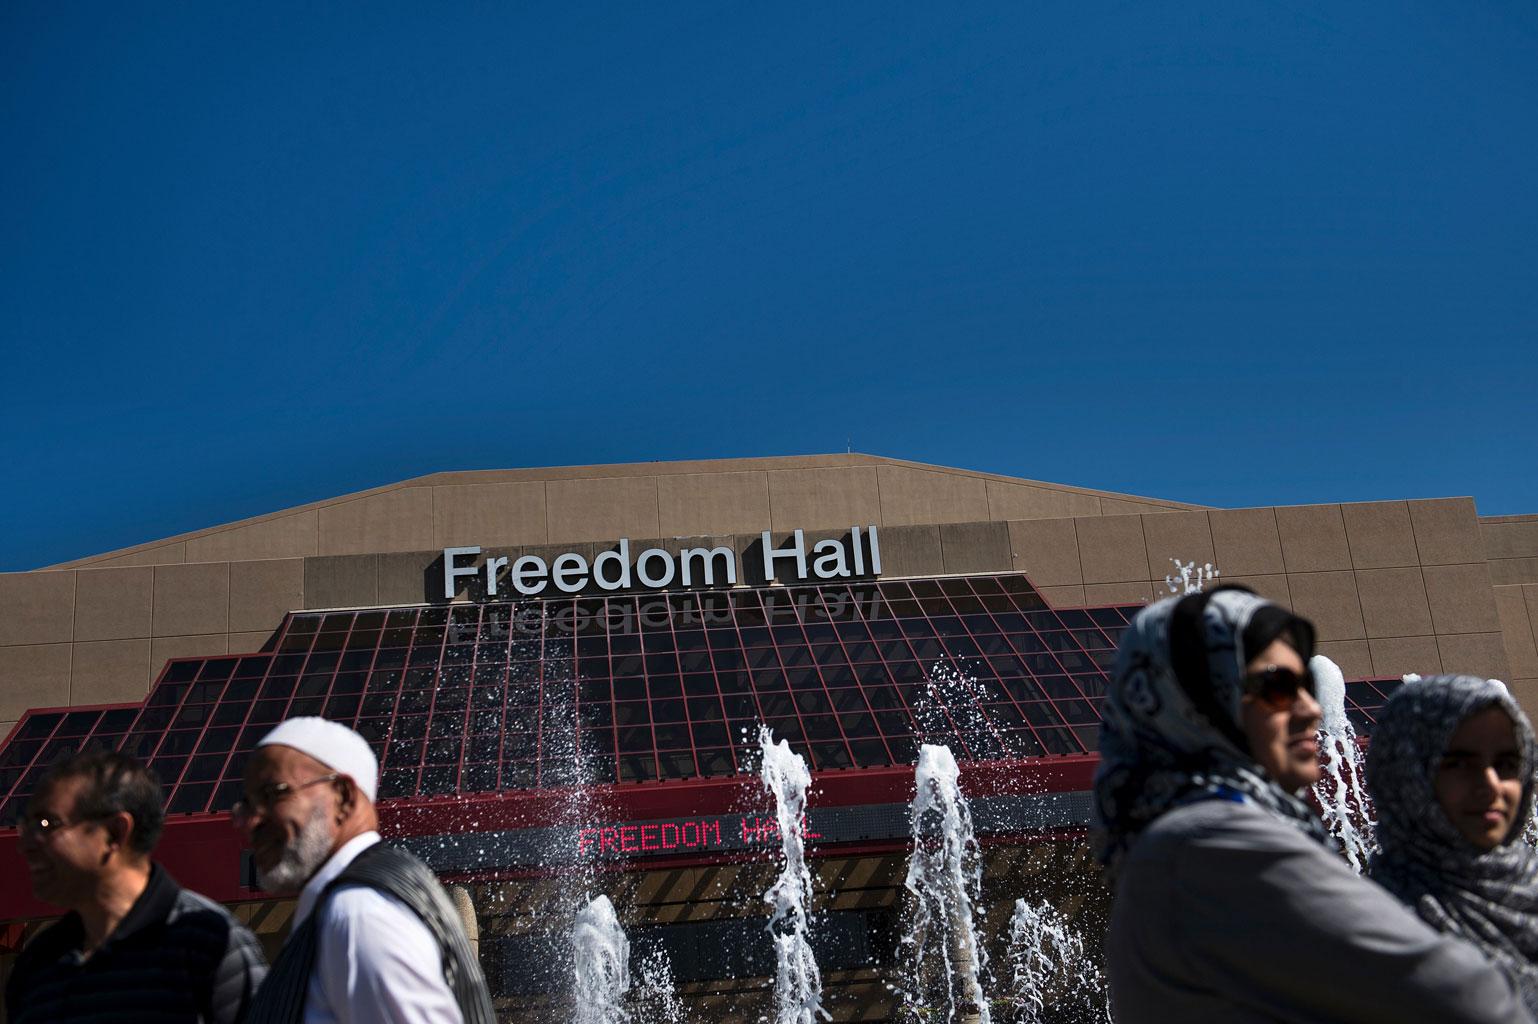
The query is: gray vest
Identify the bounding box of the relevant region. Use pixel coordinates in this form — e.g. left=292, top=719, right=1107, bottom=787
left=247, top=843, right=495, bottom=1024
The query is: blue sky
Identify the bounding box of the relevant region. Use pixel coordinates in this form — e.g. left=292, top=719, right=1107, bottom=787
left=3, top=2, right=1535, bottom=571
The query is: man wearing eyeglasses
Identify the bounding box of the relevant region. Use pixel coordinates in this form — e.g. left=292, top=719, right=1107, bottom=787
left=5, top=749, right=267, bottom=1024
left=237, top=717, right=493, bottom=1024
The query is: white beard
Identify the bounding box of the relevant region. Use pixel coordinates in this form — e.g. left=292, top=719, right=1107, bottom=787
left=257, top=802, right=336, bottom=894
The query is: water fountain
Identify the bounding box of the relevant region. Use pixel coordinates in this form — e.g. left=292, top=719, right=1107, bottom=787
left=898, top=743, right=991, bottom=1024
left=758, top=726, right=828, bottom=1024
left=1000, top=897, right=1110, bottom=1024
left=1309, top=655, right=1375, bottom=871
left=572, top=895, right=633, bottom=1024
left=1163, top=558, right=1218, bottom=596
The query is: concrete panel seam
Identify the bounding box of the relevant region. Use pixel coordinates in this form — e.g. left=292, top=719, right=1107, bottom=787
left=1342, top=526, right=1371, bottom=637
left=1073, top=519, right=1086, bottom=592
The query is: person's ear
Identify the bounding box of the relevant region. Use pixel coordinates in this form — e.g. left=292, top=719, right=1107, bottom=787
left=102, top=811, right=135, bottom=855
left=334, top=776, right=356, bottom=823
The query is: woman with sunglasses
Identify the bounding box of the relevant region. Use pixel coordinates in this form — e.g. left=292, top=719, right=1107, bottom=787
left=1095, top=585, right=1529, bottom=1023
left=1366, top=674, right=1538, bottom=1012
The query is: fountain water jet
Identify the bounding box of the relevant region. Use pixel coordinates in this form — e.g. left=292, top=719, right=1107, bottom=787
left=1310, top=655, right=1375, bottom=870
left=1001, top=898, right=1110, bottom=1024
left=572, top=895, right=632, bottom=1024
left=1164, top=558, right=1218, bottom=596
left=758, top=727, right=827, bottom=1024
left=899, top=744, right=991, bottom=1024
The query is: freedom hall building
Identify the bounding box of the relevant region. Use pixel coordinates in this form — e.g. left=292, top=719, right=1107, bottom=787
left=2, top=454, right=1536, bottom=1019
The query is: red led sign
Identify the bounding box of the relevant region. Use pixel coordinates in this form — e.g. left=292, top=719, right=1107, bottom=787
left=577, top=814, right=822, bottom=858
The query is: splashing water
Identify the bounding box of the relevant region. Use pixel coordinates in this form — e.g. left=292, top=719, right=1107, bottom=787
left=759, top=727, right=827, bottom=1024
left=1310, top=655, right=1375, bottom=871
left=914, top=662, right=1011, bottom=759
left=633, top=944, right=688, bottom=1024
left=1164, top=558, right=1219, bottom=595
left=899, top=744, right=991, bottom=1024
left=572, top=895, right=632, bottom=1024
left=1001, top=898, right=1110, bottom=1024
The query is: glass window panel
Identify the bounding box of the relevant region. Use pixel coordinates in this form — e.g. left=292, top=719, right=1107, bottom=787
left=332, top=672, right=367, bottom=695
left=420, top=766, right=457, bottom=795
left=777, top=646, right=812, bottom=669
left=51, top=711, right=101, bottom=738
left=811, top=742, right=852, bottom=770
left=429, top=713, right=466, bottom=739
left=652, top=724, right=690, bottom=749
left=687, top=697, right=723, bottom=721
left=618, top=754, right=656, bottom=783
left=1037, top=727, right=1078, bottom=755
left=617, top=726, right=654, bottom=752
left=149, top=754, right=188, bottom=784
left=287, top=697, right=324, bottom=717
left=695, top=748, right=733, bottom=776
left=425, top=739, right=462, bottom=764
left=462, top=763, right=499, bottom=793
left=763, top=717, right=803, bottom=742
left=651, top=699, right=685, bottom=723
left=183, top=753, right=227, bottom=783
left=362, top=693, right=397, bottom=716
left=210, top=779, right=244, bottom=813
left=838, top=712, right=877, bottom=737
left=387, top=737, right=425, bottom=766
left=793, top=691, right=830, bottom=715
left=98, top=708, right=139, bottom=732
left=801, top=715, right=840, bottom=740
left=354, top=718, right=390, bottom=744
left=324, top=694, right=362, bottom=720
left=648, top=675, right=682, bottom=698
left=167, top=783, right=214, bottom=815
left=690, top=722, right=728, bottom=747
left=848, top=739, right=890, bottom=767
left=379, top=767, right=417, bottom=799
left=195, top=727, right=239, bottom=757
left=657, top=751, right=695, bottom=779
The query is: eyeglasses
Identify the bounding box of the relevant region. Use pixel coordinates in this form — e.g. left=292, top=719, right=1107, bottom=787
left=19, top=811, right=108, bottom=840
left=1242, top=665, right=1316, bottom=712
left=231, top=773, right=339, bottom=825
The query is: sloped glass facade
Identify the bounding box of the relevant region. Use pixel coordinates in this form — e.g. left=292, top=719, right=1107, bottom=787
left=0, top=573, right=1395, bottom=826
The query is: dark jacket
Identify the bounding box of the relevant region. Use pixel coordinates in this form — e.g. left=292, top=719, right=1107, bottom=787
left=5, top=862, right=268, bottom=1024
left=247, top=842, right=494, bottom=1024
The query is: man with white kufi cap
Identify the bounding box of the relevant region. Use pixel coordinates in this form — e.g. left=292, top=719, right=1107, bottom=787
left=235, top=718, right=494, bottom=1024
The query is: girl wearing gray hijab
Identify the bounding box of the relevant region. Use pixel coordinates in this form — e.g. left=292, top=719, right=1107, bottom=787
left=1367, top=674, right=1538, bottom=1011
left=1096, top=586, right=1530, bottom=1023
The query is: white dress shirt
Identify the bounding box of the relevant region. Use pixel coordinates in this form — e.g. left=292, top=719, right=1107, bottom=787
left=294, top=831, right=463, bottom=1024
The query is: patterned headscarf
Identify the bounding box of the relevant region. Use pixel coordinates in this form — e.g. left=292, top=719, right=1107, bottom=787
left=1093, top=587, right=1329, bottom=872
left=1366, top=674, right=1538, bottom=1007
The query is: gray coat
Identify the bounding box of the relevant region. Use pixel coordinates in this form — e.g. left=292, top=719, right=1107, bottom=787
left=1107, top=799, right=1533, bottom=1024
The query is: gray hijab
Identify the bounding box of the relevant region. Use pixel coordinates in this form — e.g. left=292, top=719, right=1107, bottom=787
left=1093, top=586, right=1328, bottom=872
left=1366, top=674, right=1538, bottom=1006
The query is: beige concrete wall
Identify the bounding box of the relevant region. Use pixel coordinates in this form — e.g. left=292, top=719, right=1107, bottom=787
left=1009, top=498, right=1520, bottom=708
left=1484, top=514, right=1538, bottom=586
left=44, top=455, right=1199, bottom=572
left=1, top=493, right=1522, bottom=732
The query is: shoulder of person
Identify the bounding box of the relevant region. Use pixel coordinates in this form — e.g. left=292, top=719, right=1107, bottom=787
left=1135, top=797, right=1326, bottom=864
left=319, top=881, right=431, bottom=932
left=11, top=914, right=78, bottom=967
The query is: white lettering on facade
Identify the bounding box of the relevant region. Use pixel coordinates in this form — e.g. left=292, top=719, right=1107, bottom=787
left=441, top=525, right=880, bottom=599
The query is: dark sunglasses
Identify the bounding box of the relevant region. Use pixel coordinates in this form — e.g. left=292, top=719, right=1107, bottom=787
left=1242, top=665, right=1316, bottom=712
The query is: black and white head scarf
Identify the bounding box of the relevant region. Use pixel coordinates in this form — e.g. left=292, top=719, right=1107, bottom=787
left=1093, top=586, right=1328, bottom=873
left=1366, top=674, right=1538, bottom=1006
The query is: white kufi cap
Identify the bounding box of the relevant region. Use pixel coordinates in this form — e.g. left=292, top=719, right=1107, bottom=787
left=257, top=717, right=379, bottom=802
